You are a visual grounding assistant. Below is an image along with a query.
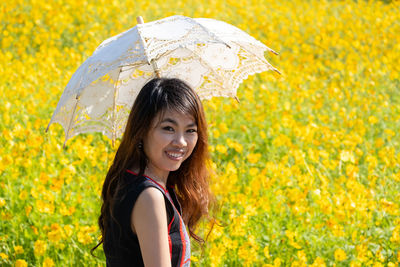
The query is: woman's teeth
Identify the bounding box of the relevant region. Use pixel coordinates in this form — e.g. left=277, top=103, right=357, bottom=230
left=166, top=152, right=184, bottom=158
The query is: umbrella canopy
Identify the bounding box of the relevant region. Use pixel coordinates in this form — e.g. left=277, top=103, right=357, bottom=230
left=46, top=15, right=279, bottom=147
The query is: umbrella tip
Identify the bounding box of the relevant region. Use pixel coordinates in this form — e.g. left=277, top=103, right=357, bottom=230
left=137, top=16, right=144, bottom=24
left=63, top=138, right=68, bottom=150
left=271, top=49, right=279, bottom=55
left=45, top=121, right=51, bottom=133
left=274, top=68, right=282, bottom=75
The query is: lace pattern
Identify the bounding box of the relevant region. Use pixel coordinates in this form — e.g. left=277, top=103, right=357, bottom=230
left=47, top=15, right=279, bottom=146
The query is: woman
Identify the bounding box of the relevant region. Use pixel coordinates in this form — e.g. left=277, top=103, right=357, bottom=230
left=93, top=78, right=214, bottom=266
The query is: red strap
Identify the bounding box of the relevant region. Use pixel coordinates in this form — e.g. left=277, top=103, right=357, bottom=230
left=126, top=169, right=169, bottom=194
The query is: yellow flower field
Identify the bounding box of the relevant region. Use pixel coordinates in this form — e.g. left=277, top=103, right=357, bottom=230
left=1, top=0, right=400, bottom=266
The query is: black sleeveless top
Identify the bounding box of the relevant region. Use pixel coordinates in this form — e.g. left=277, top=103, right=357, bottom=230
left=103, top=170, right=191, bottom=267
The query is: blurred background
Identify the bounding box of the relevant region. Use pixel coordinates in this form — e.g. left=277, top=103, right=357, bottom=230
left=0, top=0, right=399, bottom=266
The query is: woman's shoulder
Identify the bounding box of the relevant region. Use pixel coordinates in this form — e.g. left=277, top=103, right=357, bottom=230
left=119, top=170, right=167, bottom=204
left=114, top=170, right=162, bottom=218
left=123, top=170, right=152, bottom=191
left=133, top=186, right=166, bottom=210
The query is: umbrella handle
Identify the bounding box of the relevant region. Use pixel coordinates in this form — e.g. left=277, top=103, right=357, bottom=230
left=136, top=16, right=144, bottom=24
left=136, top=16, right=161, bottom=78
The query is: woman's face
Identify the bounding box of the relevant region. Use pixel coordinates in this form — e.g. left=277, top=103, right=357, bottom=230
left=143, top=109, right=198, bottom=178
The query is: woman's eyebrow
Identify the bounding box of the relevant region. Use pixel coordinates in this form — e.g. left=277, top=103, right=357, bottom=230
left=186, top=123, right=197, bottom=128
left=161, top=118, right=177, bottom=125
left=161, top=118, right=197, bottom=127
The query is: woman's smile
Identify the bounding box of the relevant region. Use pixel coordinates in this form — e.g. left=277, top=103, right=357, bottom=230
left=165, top=150, right=186, bottom=161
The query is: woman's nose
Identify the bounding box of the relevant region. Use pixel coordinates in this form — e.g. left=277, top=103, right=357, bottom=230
left=173, top=133, right=187, bottom=147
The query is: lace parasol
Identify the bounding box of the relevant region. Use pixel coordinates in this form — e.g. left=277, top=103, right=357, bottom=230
left=46, top=15, right=279, bottom=147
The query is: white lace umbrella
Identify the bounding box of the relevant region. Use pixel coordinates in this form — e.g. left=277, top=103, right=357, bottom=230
left=46, top=15, right=279, bottom=148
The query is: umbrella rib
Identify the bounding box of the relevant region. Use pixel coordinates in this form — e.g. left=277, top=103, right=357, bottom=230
left=135, top=25, right=161, bottom=77
left=112, top=67, right=122, bottom=148
left=63, top=94, right=80, bottom=149
left=190, top=19, right=231, bottom=49
left=190, top=50, right=231, bottom=97
left=231, top=41, right=281, bottom=75
left=135, top=26, right=151, bottom=64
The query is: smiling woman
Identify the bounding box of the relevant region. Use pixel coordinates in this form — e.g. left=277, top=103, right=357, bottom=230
left=92, top=78, right=215, bottom=267
left=143, top=109, right=199, bottom=179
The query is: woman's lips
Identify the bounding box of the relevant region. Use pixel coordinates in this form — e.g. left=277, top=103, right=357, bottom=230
left=165, top=150, right=185, bottom=161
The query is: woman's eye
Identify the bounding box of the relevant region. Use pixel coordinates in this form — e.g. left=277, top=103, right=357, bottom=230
left=187, top=129, right=197, bottom=133
left=163, top=126, right=174, bottom=132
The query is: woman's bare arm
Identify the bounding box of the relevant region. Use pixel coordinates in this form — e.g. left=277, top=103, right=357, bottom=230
left=131, top=187, right=171, bottom=267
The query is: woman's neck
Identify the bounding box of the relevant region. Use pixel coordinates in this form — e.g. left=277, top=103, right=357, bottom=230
left=144, top=166, right=169, bottom=188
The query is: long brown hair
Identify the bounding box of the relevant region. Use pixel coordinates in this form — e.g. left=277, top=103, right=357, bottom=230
left=92, top=78, right=214, bottom=253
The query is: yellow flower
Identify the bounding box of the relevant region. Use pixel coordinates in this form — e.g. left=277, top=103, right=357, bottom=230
left=77, top=226, right=96, bottom=245
left=390, top=226, right=400, bottom=243
left=48, top=223, right=63, bottom=243
left=25, top=206, right=32, bottom=217
left=14, top=259, right=28, bottom=267
left=36, top=200, right=55, bottom=214
left=0, top=198, right=5, bottom=207
left=340, top=150, right=355, bottom=163
left=264, top=246, right=271, bottom=259
left=311, top=257, right=326, bottom=266
left=226, top=138, right=243, bottom=153
left=375, top=138, right=384, bottom=148
left=19, top=190, right=28, bottom=200
left=218, top=122, right=228, bottom=134
left=350, top=261, right=362, bottom=267
left=368, top=115, right=378, bottom=124
left=30, top=188, right=39, bottom=199
left=334, top=248, right=347, bottom=261
left=212, top=129, right=220, bottom=138
left=249, top=167, right=259, bottom=176
left=260, top=130, right=266, bottom=139
left=238, top=240, right=258, bottom=266
left=43, top=257, right=55, bottom=267
left=0, top=252, right=8, bottom=259
left=216, top=144, right=227, bottom=154
left=14, top=245, right=24, bottom=254
left=297, top=250, right=307, bottom=263
left=284, top=101, right=291, bottom=111
left=384, top=128, right=395, bottom=138
left=247, top=153, right=261, bottom=164
left=59, top=203, right=76, bottom=216
left=209, top=242, right=225, bottom=267
left=39, top=172, right=49, bottom=184
left=273, top=134, right=292, bottom=148
left=31, top=226, right=38, bottom=235
left=273, top=257, right=282, bottom=267
left=64, top=225, right=74, bottom=237
left=34, top=239, right=47, bottom=257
